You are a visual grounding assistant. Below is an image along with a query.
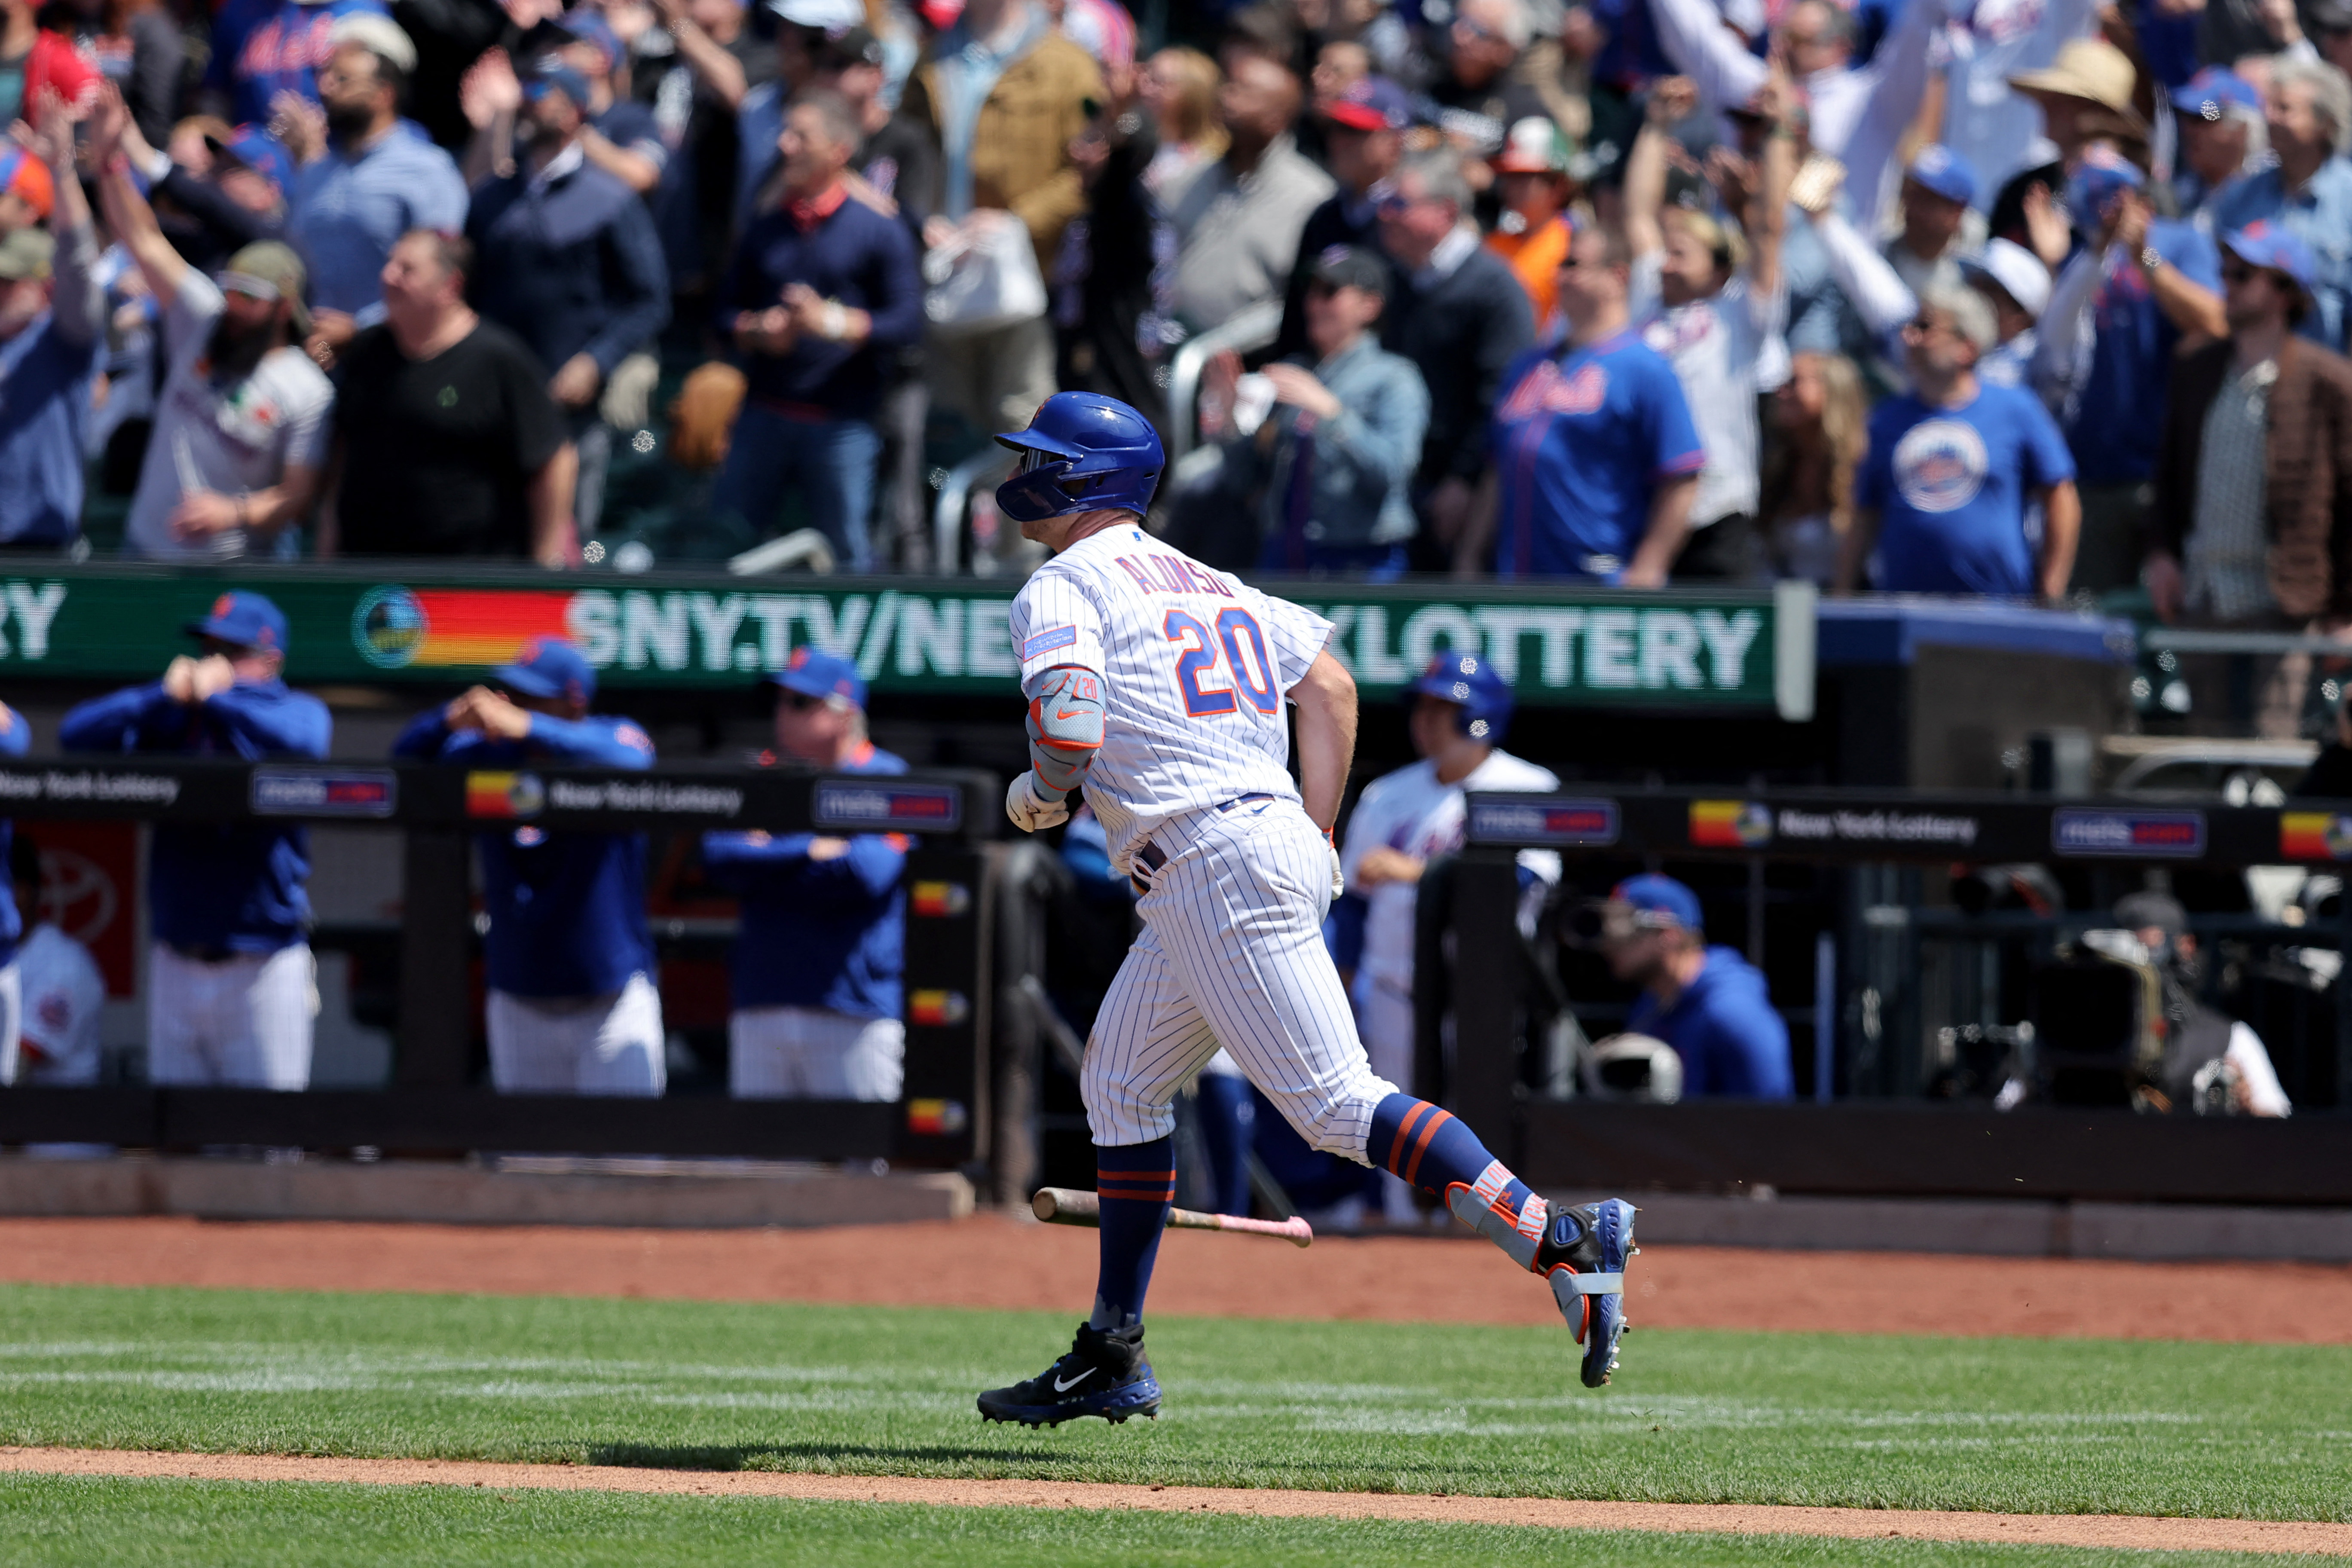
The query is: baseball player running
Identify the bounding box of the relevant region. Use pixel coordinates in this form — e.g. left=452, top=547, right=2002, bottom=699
left=977, top=392, right=1637, bottom=1428
left=61, top=593, right=330, bottom=1089
left=393, top=637, right=666, bottom=1095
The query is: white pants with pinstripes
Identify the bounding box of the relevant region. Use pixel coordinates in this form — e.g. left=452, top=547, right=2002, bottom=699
left=147, top=941, right=315, bottom=1090
left=1085, top=798, right=1398, bottom=1158
left=486, top=972, right=666, bottom=1096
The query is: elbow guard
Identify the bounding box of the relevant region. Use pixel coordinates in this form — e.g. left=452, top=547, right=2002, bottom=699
left=1023, top=665, right=1106, bottom=795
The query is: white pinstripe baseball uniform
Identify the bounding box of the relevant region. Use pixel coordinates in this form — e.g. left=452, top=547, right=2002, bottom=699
left=1009, top=526, right=1398, bottom=1157
left=146, top=941, right=315, bottom=1091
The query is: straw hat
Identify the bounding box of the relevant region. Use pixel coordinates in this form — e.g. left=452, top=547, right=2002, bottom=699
left=2009, top=38, right=2144, bottom=132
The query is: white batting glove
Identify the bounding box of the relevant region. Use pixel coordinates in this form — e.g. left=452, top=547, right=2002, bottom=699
left=1327, top=835, right=1345, bottom=900
left=1005, top=769, right=1071, bottom=833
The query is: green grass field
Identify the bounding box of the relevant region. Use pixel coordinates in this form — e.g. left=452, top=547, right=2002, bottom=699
left=1, top=1281, right=2346, bottom=1529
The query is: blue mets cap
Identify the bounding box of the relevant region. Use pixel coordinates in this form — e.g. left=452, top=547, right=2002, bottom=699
left=186, top=590, right=288, bottom=654
left=494, top=636, right=596, bottom=704
left=524, top=58, right=594, bottom=109
left=2169, top=67, right=2260, bottom=121
left=769, top=646, right=866, bottom=710
left=1905, top=144, right=1978, bottom=208
left=2224, top=220, right=2317, bottom=294
left=1610, top=874, right=1703, bottom=932
left=2064, top=145, right=2144, bottom=229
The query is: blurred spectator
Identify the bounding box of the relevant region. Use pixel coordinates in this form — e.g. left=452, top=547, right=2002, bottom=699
left=626, top=0, right=775, bottom=314
left=0, top=138, right=48, bottom=235
left=54, top=0, right=181, bottom=146
left=1844, top=284, right=2080, bottom=598
left=321, top=229, right=577, bottom=560
left=102, top=90, right=292, bottom=277
left=703, top=650, right=907, bottom=1101
left=202, top=0, right=385, bottom=128
left=387, top=0, right=508, bottom=154
left=1485, top=115, right=1574, bottom=332
left=0, top=0, right=100, bottom=127
left=1055, top=0, right=1135, bottom=77
left=2171, top=67, right=2266, bottom=229
left=2113, top=890, right=2290, bottom=1115
left=1934, top=0, right=2098, bottom=213
left=1759, top=349, right=1868, bottom=585
left=2149, top=225, right=2352, bottom=738
left=1052, top=96, right=1174, bottom=429
left=1624, top=73, right=1790, bottom=583
left=7, top=832, right=104, bottom=1090
left=2033, top=148, right=2224, bottom=594
left=2214, top=59, right=2352, bottom=352
left=1138, top=44, right=1224, bottom=195
left=2314, top=0, right=2352, bottom=82
left=97, top=135, right=331, bottom=562
left=1468, top=217, right=1702, bottom=581
left=0, top=103, right=98, bottom=548
left=826, top=25, right=941, bottom=226
left=1427, top=0, right=1548, bottom=188
left=1598, top=874, right=1793, bottom=1100
left=285, top=24, right=469, bottom=358
left=465, top=21, right=666, bottom=196
left=467, top=57, right=670, bottom=533
left=393, top=638, right=666, bottom=1096
left=1210, top=245, right=1427, bottom=575
left=903, top=0, right=1101, bottom=435
left=1376, top=146, right=1532, bottom=568
left=1165, top=47, right=1330, bottom=333
left=1957, top=238, right=2051, bottom=388
left=711, top=89, right=920, bottom=570
left=2008, top=38, right=2146, bottom=171
left=1272, top=72, right=1409, bottom=361
left=61, top=593, right=330, bottom=1091
left=1884, top=145, right=1977, bottom=303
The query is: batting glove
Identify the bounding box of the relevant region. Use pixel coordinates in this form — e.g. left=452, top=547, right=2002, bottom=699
left=1327, top=833, right=1344, bottom=900
left=1005, top=769, right=1071, bottom=833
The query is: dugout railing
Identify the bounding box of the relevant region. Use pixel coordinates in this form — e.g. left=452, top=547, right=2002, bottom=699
left=1441, top=787, right=2352, bottom=1206
left=0, top=758, right=1000, bottom=1168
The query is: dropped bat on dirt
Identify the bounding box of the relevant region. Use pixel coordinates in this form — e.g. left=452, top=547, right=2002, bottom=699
left=1031, top=1186, right=1314, bottom=1248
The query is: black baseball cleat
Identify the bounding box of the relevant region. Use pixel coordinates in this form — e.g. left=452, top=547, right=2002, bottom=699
left=1533, top=1199, right=1639, bottom=1388
left=977, top=1322, right=1163, bottom=1427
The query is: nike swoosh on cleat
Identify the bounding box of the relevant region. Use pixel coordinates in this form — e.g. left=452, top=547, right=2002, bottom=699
left=1053, top=1368, right=1096, bottom=1392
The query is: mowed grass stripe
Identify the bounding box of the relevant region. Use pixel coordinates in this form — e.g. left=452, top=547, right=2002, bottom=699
left=0, top=1474, right=2330, bottom=1568
left=0, top=1284, right=2344, bottom=1521
left=6, top=1451, right=2350, bottom=1558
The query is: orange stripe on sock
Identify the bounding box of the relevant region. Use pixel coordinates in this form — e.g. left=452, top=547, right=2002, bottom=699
left=1401, top=1108, right=1454, bottom=1191
left=1384, top=1101, right=1431, bottom=1177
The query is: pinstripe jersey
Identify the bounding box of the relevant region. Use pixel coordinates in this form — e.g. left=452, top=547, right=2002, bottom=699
left=1009, top=526, right=1334, bottom=872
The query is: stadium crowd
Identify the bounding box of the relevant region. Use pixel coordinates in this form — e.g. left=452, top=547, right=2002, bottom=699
left=0, top=0, right=2342, bottom=610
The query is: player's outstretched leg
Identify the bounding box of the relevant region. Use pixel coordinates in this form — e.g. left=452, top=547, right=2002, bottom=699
left=1368, top=1094, right=1638, bottom=1387
left=977, top=1139, right=1171, bottom=1427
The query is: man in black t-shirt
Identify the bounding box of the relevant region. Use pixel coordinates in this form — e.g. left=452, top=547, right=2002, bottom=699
left=321, top=229, right=576, bottom=562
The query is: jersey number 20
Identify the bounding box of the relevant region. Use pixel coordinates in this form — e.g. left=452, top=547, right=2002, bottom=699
left=1165, top=609, right=1278, bottom=718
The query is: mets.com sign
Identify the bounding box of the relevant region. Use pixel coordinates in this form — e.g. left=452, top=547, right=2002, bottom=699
left=0, top=573, right=1816, bottom=715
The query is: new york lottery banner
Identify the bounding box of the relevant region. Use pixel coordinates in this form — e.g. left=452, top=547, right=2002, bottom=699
left=0, top=569, right=1817, bottom=717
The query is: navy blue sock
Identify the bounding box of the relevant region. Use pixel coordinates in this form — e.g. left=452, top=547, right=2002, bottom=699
left=1090, top=1137, right=1174, bottom=1328
left=1367, top=1093, right=1538, bottom=1224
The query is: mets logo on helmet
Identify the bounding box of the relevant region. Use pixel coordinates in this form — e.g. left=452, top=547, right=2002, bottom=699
left=1892, top=419, right=1988, bottom=513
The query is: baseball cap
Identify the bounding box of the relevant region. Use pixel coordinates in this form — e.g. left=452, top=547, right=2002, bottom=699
left=2114, top=889, right=2188, bottom=941
left=1959, top=236, right=2052, bottom=317
left=768, top=646, right=867, bottom=710
left=2169, top=66, right=2260, bottom=121
left=0, top=146, right=54, bottom=223
left=821, top=23, right=887, bottom=69
left=209, top=124, right=293, bottom=196
left=1905, top=144, right=1978, bottom=207
left=494, top=636, right=596, bottom=705
left=1495, top=114, right=1573, bottom=174
left=0, top=226, right=54, bottom=282
left=767, top=0, right=863, bottom=27
left=1611, top=874, right=1703, bottom=933
left=2314, top=0, right=2352, bottom=34
left=219, top=240, right=312, bottom=335
left=2223, top=220, right=2318, bottom=294
left=524, top=58, right=595, bottom=111
left=557, top=7, right=622, bottom=70
left=186, top=590, right=288, bottom=654
left=330, top=12, right=418, bottom=73
left=1310, top=244, right=1390, bottom=298
left=2063, top=144, right=2144, bottom=229
left=1320, top=74, right=1415, bottom=132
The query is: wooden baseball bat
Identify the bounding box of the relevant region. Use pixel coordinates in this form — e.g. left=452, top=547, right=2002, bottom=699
left=1031, top=1186, right=1314, bottom=1248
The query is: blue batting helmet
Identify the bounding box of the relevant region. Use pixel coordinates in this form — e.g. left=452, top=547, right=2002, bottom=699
left=1410, top=650, right=1512, bottom=742
left=994, top=392, right=1165, bottom=523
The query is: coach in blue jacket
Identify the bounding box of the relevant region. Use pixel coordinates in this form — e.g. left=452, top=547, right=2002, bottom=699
left=703, top=648, right=906, bottom=1101
left=394, top=636, right=665, bottom=1095
left=61, top=592, right=330, bottom=1088
left=1603, top=874, right=1793, bottom=1099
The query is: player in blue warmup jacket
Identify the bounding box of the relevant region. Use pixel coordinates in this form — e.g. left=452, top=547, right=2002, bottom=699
left=59, top=592, right=331, bottom=1088
left=391, top=636, right=666, bottom=1095
left=703, top=648, right=908, bottom=1100
left=0, top=699, right=30, bottom=1083
left=1600, top=874, right=1794, bottom=1099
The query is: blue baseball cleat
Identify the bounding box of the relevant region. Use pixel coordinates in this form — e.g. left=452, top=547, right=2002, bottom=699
left=1533, top=1199, right=1639, bottom=1387
left=978, top=1322, right=1163, bottom=1427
